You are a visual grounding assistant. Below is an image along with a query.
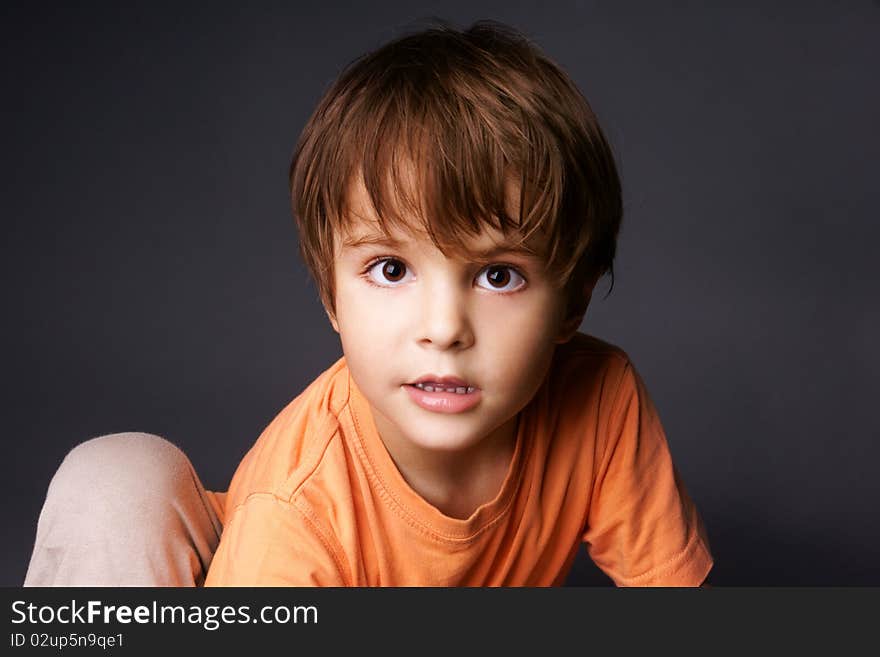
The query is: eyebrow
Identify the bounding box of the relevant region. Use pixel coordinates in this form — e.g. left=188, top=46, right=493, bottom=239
left=341, top=234, right=541, bottom=259
left=342, top=234, right=407, bottom=249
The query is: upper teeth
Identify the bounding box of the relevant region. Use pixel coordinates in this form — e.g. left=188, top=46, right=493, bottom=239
left=414, top=383, right=475, bottom=394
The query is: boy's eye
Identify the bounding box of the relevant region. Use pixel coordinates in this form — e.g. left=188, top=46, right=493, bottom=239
left=366, top=258, right=411, bottom=286
left=475, top=265, right=526, bottom=292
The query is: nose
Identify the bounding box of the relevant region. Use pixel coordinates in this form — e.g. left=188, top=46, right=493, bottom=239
left=416, top=278, right=475, bottom=351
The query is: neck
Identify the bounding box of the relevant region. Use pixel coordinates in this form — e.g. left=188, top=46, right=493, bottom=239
left=374, top=414, right=519, bottom=520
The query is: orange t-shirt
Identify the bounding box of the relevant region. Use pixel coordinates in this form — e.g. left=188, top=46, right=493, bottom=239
left=205, top=333, right=713, bottom=586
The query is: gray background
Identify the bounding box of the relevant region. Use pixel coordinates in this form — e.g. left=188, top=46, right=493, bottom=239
left=3, top=1, right=878, bottom=586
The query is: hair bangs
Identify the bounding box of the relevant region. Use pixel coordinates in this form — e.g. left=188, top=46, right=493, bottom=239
left=333, top=75, right=569, bottom=268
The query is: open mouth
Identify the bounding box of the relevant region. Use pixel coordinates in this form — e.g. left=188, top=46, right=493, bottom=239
left=404, top=376, right=482, bottom=413
left=410, top=382, right=476, bottom=394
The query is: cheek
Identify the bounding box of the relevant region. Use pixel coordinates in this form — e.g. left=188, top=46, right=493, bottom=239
left=478, top=292, right=564, bottom=342
left=474, top=296, right=562, bottom=380
left=335, top=293, right=402, bottom=368
left=338, top=292, right=398, bottom=332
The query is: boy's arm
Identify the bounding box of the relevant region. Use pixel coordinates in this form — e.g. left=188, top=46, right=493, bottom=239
left=582, top=361, right=714, bottom=587
left=205, top=493, right=348, bottom=587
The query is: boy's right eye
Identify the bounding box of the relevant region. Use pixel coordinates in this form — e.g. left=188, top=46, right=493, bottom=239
left=365, top=258, right=412, bottom=287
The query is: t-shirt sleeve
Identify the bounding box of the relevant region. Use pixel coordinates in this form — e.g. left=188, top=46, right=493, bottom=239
left=204, top=493, right=348, bottom=586
left=582, top=360, right=713, bottom=586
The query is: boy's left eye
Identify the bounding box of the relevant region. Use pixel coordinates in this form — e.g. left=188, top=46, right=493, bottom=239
left=475, top=265, right=526, bottom=292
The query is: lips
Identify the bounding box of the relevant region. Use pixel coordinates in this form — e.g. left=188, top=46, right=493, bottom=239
left=411, top=374, right=472, bottom=388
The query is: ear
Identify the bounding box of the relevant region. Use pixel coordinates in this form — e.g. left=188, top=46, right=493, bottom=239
left=554, top=274, right=599, bottom=344
left=325, top=307, right=339, bottom=333
left=322, top=296, right=339, bottom=333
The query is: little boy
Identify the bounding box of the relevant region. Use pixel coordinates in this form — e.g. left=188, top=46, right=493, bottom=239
left=25, top=21, right=712, bottom=587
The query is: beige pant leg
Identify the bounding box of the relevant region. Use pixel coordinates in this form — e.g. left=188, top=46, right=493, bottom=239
left=24, top=432, right=225, bottom=587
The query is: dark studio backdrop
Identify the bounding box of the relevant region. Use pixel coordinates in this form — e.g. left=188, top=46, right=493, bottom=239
left=3, top=1, right=878, bottom=587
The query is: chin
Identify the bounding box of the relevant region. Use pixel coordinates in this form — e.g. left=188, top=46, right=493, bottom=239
left=401, top=427, right=483, bottom=452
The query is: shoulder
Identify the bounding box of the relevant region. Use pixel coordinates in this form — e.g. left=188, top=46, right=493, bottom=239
left=547, top=331, right=635, bottom=400
left=539, top=332, right=652, bottom=459
left=224, top=356, right=354, bottom=512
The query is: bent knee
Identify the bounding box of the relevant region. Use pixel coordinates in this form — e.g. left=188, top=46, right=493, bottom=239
left=49, top=432, right=197, bottom=512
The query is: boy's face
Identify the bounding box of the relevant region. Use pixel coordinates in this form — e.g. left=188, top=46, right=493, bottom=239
left=328, top=178, right=587, bottom=456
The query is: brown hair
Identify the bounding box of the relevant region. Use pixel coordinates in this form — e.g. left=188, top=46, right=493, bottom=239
left=289, top=19, right=622, bottom=318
